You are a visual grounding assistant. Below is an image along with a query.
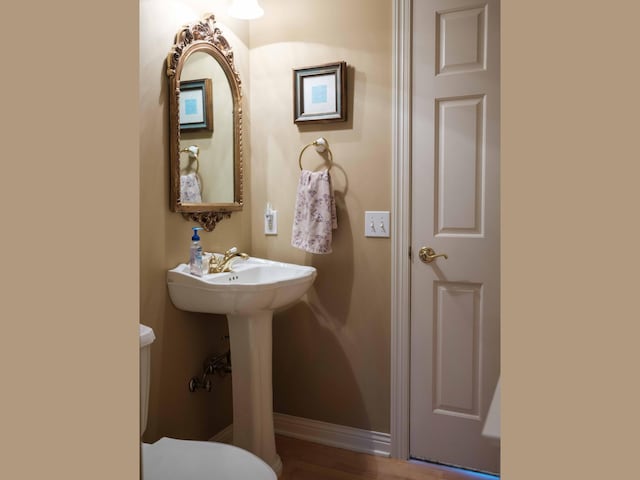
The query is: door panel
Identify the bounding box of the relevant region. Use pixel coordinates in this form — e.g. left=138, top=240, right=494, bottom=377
left=433, top=282, right=482, bottom=420
left=437, top=5, right=487, bottom=75
left=436, top=95, right=485, bottom=235
left=409, top=0, right=500, bottom=474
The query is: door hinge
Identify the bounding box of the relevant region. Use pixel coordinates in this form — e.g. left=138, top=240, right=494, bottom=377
left=408, top=245, right=412, bottom=259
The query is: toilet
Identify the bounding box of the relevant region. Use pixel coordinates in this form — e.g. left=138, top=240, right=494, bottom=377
left=140, top=324, right=277, bottom=480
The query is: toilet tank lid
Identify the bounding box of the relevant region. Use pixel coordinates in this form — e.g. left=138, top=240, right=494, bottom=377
left=139, top=324, right=156, bottom=348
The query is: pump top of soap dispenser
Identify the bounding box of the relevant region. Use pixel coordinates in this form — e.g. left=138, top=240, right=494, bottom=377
left=191, top=226, right=203, bottom=241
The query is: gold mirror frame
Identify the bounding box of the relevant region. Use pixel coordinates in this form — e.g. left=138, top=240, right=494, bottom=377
left=166, top=14, right=243, bottom=231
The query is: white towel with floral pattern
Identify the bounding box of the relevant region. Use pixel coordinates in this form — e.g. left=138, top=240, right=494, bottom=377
left=291, top=169, right=337, bottom=254
left=180, top=173, right=202, bottom=203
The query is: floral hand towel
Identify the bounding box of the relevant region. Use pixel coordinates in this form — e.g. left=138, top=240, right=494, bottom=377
left=180, top=173, right=202, bottom=203
left=291, top=169, right=337, bottom=254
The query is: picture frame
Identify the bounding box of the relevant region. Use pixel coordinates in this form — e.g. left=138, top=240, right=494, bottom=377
left=293, top=61, right=347, bottom=124
left=179, top=78, right=213, bottom=132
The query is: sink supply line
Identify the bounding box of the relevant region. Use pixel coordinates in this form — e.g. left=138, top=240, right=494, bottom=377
left=188, top=349, right=232, bottom=393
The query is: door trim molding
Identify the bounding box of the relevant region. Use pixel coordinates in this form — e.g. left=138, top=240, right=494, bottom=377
left=390, top=0, right=411, bottom=460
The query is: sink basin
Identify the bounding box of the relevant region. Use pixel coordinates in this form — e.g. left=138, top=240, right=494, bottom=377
left=167, top=256, right=317, bottom=315
left=166, top=255, right=317, bottom=476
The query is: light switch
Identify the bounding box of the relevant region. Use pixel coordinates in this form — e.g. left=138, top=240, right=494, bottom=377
left=365, top=211, right=390, bottom=238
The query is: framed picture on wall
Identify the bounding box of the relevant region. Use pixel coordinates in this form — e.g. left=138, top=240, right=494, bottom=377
left=179, top=78, right=213, bottom=132
left=293, top=61, right=347, bottom=124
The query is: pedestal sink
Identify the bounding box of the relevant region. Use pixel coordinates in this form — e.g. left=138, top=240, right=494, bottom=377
left=166, top=256, right=317, bottom=475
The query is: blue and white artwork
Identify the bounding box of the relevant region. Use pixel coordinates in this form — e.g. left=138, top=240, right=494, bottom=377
left=311, top=85, right=328, bottom=104
left=303, top=74, right=336, bottom=115
left=185, top=98, right=198, bottom=115
left=179, top=89, right=204, bottom=124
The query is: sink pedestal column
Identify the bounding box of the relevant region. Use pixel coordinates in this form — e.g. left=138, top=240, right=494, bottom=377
left=226, top=311, right=282, bottom=476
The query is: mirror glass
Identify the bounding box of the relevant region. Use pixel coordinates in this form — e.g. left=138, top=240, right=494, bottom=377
left=180, top=52, right=234, bottom=204
left=167, top=14, right=243, bottom=231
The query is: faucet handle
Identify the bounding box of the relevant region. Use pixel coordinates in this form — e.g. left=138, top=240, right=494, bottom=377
left=207, top=253, right=223, bottom=273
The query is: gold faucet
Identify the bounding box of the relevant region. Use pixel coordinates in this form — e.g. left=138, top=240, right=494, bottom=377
left=208, top=247, right=249, bottom=273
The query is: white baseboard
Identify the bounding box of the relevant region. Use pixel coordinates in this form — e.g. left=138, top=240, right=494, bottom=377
left=210, top=414, right=391, bottom=458
left=274, top=413, right=391, bottom=457
left=210, top=423, right=233, bottom=444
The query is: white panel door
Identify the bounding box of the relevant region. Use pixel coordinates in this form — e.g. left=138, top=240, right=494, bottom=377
left=409, top=0, right=500, bottom=474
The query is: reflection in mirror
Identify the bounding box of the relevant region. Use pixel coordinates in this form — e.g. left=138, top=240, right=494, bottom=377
left=166, top=14, right=243, bottom=231
left=180, top=52, right=234, bottom=204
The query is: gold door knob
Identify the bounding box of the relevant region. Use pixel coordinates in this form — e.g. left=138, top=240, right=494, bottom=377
left=418, top=247, right=448, bottom=264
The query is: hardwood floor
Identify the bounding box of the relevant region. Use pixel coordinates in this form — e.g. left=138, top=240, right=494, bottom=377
left=276, top=435, right=496, bottom=480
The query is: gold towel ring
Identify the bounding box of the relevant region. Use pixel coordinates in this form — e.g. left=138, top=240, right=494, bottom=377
left=180, top=145, right=202, bottom=192
left=180, top=145, right=200, bottom=174
left=298, top=137, right=333, bottom=172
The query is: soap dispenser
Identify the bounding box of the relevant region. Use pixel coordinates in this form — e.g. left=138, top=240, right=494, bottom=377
left=189, top=227, right=204, bottom=276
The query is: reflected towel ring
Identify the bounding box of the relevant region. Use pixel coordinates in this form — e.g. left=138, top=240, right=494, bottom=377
left=180, top=145, right=200, bottom=174
left=298, top=137, right=333, bottom=172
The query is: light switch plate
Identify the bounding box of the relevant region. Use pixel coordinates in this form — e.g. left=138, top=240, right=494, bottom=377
left=365, top=211, right=390, bottom=237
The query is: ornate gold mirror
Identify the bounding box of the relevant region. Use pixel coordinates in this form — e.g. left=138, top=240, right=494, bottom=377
left=166, top=14, right=243, bottom=231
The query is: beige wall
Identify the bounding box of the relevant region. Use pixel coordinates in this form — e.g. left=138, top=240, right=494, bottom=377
left=250, top=0, right=392, bottom=433
left=140, top=0, right=392, bottom=441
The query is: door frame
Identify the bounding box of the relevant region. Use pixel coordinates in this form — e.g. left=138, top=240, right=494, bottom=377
left=390, top=0, right=412, bottom=460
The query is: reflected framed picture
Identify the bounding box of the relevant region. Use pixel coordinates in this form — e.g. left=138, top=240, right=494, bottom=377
left=293, top=61, right=347, bottom=124
left=179, top=78, right=213, bottom=132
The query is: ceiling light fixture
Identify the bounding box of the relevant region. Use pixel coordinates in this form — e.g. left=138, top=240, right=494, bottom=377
left=228, top=0, right=264, bottom=20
